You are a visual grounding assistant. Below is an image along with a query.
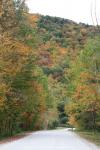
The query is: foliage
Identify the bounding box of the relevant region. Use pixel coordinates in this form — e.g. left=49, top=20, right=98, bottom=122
left=0, top=0, right=100, bottom=138
left=65, top=37, right=100, bottom=131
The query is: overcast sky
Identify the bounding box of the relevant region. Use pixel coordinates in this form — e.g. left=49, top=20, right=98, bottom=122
left=26, top=0, right=100, bottom=25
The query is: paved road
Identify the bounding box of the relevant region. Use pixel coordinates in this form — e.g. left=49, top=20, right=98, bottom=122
left=0, top=129, right=100, bottom=150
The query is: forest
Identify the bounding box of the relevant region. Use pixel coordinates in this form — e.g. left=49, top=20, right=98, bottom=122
left=0, top=0, right=100, bottom=138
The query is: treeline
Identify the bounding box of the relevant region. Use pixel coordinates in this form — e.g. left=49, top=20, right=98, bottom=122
left=65, top=37, right=100, bottom=131
left=0, top=0, right=58, bottom=137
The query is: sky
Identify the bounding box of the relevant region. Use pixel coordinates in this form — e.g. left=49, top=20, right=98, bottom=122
left=26, top=0, right=100, bottom=25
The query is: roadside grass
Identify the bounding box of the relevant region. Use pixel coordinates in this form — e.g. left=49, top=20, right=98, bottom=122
left=0, top=132, right=31, bottom=144
left=76, top=130, right=100, bottom=146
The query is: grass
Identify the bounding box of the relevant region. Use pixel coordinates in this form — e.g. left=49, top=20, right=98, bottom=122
left=76, top=130, right=100, bottom=146
left=0, top=131, right=31, bottom=144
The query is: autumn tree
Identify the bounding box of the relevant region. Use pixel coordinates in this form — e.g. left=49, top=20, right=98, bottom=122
left=66, top=37, right=100, bottom=131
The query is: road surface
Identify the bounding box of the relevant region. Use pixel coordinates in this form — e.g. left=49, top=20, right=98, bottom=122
left=0, top=129, right=100, bottom=150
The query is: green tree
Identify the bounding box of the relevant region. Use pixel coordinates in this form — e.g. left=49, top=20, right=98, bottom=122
left=66, top=37, right=100, bottom=131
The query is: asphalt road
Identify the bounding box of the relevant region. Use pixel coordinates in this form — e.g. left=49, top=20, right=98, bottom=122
left=0, top=129, right=100, bottom=150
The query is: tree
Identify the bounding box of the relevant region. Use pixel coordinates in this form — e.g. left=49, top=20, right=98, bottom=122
left=0, top=0, right=16, bottom=32
left=66, top=37, right=100, bottom=131
left=14, top=0, right=29, bottom=21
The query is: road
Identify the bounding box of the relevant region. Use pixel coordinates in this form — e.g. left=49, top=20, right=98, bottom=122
left=0, top=129, right=100, bottom=150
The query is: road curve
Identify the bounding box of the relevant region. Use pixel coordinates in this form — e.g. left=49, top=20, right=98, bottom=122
left=0, top=129, right=100, bottom=150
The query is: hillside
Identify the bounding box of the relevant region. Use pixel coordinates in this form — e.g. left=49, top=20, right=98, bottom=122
left=22, top=14, right=98, bottom=80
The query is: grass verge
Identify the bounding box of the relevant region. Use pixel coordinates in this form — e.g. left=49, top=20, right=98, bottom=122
left=76, top=130, right=100, bottom=146
left=0, top=132, right=31, bottom=144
